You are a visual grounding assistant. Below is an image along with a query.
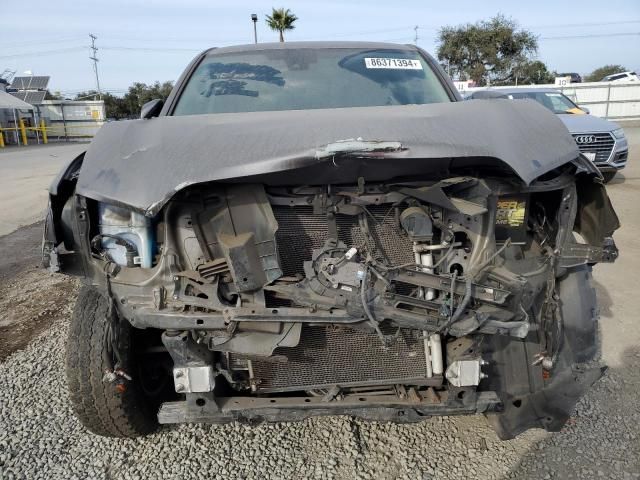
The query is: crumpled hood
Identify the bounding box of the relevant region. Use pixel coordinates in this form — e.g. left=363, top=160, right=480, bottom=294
left=558, top=113, right=620, bottom=133
left=77, top=99, right=578, bottom=216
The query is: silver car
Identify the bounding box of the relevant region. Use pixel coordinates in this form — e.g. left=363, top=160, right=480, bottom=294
left=468, top=88, right=628, bottom=182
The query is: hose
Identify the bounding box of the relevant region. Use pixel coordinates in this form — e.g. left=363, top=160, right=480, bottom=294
left=360, top=266, right=387, bottom=345
left=447, top=239, right=512, bottom=329
left=448, top=276, right=473, bottom=329
left=467, top=238, right=512, bottom=278
left=432, top=240, right=456, bottom=270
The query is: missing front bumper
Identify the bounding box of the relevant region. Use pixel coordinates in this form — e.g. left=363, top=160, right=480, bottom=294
left=157, top=391, right=502, bottom=425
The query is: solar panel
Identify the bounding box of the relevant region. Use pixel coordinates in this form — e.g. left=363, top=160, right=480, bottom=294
left=25, top=91, right=46, bottom=104
left=9, top=76, right=50, bottom=90
left=10, top=90, right=46, bottom=105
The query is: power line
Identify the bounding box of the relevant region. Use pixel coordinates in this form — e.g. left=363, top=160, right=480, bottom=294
left=100, top=33, right=250, bottom=45
left=380, top=36, right=420, bottom=43
left=321, top=19, right=640, bottom=39
left=529, top=19, right=640, bottom=29
left=1, top=35, right=86, bottom=49
left=4, top=18, right=640, bottom=46
left=2, top=22, right=638, bottom=63
left=89, top=34, right=102, bottom=100
left=319, top=25, right=420, bottom=38
left=101, top=46, right=200, bottom=53
left=0, top=47, right=86, bottom=59
left=7, top=30, right=626, bottom=60
left=540, top=32, right=640, bottom=40
left=4, top=18, right=640, bottom=54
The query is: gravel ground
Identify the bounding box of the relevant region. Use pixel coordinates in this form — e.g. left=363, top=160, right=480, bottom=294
left=0, top=222, right=78, bottom=361
left=0, top=311, right=638, bottom=480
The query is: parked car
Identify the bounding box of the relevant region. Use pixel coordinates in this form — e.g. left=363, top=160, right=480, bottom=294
left=467, top=88, right=628, bottom=182
left=558, top=72, right=582, bottom=83
left=43, top=42, right=619, bottom=440
left=601, top=71, right=639, bottom=83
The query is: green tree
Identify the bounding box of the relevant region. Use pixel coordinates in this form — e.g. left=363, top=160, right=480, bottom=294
left=74, top=81, right=174, bottom=119
left=72, top=91, right=98, bottom=100
left=508, top=60, right=555, bottom=86
left=44, top=90, right=63, bottom=100
left=73, top=91, right=97, bottom=100
left=265, top=7, right=298, bottom=42
left=585, top=65, right=627, bottom=82
left=74, top=91, right=128, bottom=119
left=122, top=81, right=174, bottom=116
left=437, top=15, right=538, bottom=86
left=101, top=93, right=129, bottom=119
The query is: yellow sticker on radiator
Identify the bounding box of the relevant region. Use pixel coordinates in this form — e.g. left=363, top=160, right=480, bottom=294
left=496, top=199, right=526, bottom=227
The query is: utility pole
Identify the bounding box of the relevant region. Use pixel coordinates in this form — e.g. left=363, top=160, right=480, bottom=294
left=89, top=33, right=102, bottom=100
left=414, top=25, right=419, bottom=45
left=251, top=14, right=258, bottom=43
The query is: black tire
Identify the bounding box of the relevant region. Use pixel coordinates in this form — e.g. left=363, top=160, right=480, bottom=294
left=66, top=286, right=158, bottom=437
left=601, top=171, right=617, bottom=183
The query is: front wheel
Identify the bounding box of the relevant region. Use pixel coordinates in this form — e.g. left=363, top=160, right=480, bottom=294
left=65, top=286, right=159, bottom=437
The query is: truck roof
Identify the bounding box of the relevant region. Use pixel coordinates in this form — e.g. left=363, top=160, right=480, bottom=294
left=203, top=41, right=419, bottom=56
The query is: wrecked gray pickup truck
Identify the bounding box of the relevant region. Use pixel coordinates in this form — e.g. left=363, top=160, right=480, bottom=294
left=43, top=42, right=620, bottom=439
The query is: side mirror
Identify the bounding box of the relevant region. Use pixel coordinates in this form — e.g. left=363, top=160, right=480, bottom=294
left=140, top=99, right=164, bottom=119
left=581, top=106, right=590, bottom=114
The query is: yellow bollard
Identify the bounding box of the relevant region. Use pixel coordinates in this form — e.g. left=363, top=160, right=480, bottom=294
left=18, top=119, right=28, bottom=146
left=0, top=129, right=4, bottom=148
left=40, top=119, right=48, bottom=144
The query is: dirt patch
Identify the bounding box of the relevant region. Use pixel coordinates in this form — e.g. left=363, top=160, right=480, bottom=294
left=0, top=221, right=44, bottom=283
left=0, top=222, right=79, bottom=360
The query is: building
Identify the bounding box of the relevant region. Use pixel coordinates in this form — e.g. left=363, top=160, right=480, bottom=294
left=39, top=100, right=105, bottom=139
left=1, top=74, right=105, bottom=141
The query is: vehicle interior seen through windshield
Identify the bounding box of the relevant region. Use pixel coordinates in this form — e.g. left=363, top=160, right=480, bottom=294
left=172, top=48, right=452, bottom=115
left=507, top=91, right=583, bottom=114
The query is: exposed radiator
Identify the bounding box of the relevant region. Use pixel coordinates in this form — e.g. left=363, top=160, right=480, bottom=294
left=245, top=325, right=431, bottom=393
left=272, top=205, right=414, bottom=277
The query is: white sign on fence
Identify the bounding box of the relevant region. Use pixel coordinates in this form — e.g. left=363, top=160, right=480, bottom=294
left=554, top=76, right=572, bottom=87
left=454, top=80, right=474, bottom=92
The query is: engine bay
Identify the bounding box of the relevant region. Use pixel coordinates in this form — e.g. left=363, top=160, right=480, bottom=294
left=46, top=168, right=619, bottom=436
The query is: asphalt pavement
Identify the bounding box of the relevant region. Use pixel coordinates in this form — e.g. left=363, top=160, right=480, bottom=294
left=0, top=143, right=86, bottom=236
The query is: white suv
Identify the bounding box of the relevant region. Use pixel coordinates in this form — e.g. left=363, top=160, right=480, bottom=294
left=601, top=71, right=639, bottom=83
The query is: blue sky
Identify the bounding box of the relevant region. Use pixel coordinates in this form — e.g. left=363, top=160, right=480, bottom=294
left=1, top=0, right=639, bottom=95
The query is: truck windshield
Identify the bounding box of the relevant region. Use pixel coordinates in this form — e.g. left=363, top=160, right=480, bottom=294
left=172, top=48, right=451, bottom=115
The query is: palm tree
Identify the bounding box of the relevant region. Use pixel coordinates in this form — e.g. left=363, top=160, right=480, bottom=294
left=265, top=8, right=298, bottom=42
